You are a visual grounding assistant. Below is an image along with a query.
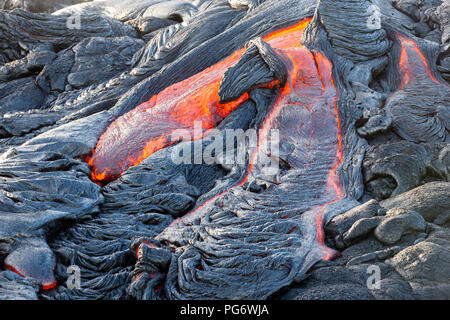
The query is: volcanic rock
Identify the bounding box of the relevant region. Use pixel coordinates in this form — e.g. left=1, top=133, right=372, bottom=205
left=0, top=0, right=448, bottom=301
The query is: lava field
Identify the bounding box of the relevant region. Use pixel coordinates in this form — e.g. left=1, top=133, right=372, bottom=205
left=0, top=0, right=449, bottom=300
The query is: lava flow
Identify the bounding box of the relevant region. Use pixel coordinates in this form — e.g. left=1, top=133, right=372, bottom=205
left=4, top=257, right=57, bottom=291
left=164, top=23, right=344, bottom=263
left=397, top=33, right=440, bottom=88
left=88, top=19, right=311, bottom=183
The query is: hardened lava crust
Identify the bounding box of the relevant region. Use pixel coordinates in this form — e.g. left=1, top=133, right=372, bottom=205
left=0, top=0, right=449, bottom=300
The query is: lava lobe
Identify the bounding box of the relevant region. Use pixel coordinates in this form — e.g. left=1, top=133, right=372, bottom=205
left=87, top=19, right=312, bottom=183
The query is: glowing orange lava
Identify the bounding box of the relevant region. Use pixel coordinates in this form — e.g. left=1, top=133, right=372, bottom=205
left=397, top=33, right=440, bottom=88
left=88, top=18, right=311, bottom=183
left=165, top=22, right=344, bottom=262
left=90, top=17, right=343, bottom=263
left=5, top=263, right=57, bottom=290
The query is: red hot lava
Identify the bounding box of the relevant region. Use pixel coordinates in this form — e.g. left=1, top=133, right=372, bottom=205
left=4, top=260, right=57, bottom=291
left=88, top=18, right=344, bottom=262
left=87, top=19, right=312, bottom=183
left=397, top=33, right=440, bottom=88
left=167, top=33, right=344, bottom=262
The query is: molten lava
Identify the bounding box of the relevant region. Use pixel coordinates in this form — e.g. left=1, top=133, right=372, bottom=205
left=397, top=33, right=440, bottom=88
left=89, top=18, right=344, bottom=262
left=166, top=22, right=344, bottom=262
left=88, top=19, right=311, bottom=183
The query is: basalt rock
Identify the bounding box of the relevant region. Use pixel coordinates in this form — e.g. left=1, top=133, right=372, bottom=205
left=68, top=36, right=144, bottom=89
left=0, top=0, right=449, bottom=301
left=130, top=3, right=243, bottom=76
left=0, top=0, right=90, bottom=13
left=0, top=9, right=136, bottom=65
left=341, top=207, right=426, bottom=246
left=0, top=270, right=39, bottom=300
left=381, top=181, right=450, bottom=223
left=0, top=112, right=107, bottom=290
left=329, top=182, right=450, bottom=246
left=362, top=141, right=449, bottom=200
left=389, top=223, right=450, bottom=298
left=0, top=77, right=46, bottom=114
left=228, top=0, right=265, bottom=10
left=374, top=208, right=426, bottom=245
left=291, top=182, right=449, bottom=300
